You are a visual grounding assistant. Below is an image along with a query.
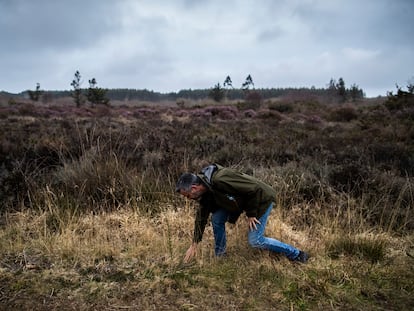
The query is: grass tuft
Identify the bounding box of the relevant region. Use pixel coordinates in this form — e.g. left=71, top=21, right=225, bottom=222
left=326, top=234, right=387, bottom=263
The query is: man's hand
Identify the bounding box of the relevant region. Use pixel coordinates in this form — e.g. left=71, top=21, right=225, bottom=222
left=184, top=243, right=198, bottom=263
left=247, top=217, right=261, bottom=231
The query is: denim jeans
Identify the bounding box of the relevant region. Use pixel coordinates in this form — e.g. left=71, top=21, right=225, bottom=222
left=211, top=203, right=300, bottom=259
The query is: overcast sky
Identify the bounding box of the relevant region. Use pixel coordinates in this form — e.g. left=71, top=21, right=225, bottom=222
left=1, top=0, right=413, bottom=97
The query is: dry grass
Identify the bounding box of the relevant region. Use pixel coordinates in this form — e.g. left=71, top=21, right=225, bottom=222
left=1, top=199, right=413, bottom=310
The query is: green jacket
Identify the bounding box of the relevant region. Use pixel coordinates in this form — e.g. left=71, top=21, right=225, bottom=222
left=193, top=164, right=277, bottom=243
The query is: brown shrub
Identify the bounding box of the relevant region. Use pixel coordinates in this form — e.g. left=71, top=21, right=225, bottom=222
left=328, top=105, right=359, bottom=122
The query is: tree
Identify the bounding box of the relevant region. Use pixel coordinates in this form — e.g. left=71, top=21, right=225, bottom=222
left=349, top=84, right=364, bottom=101
left=385, top=82, right=414, bottom=111
left=223, top=76, right=233, bottom=89
left=328, top=78, right=336, bottom=90
left=223, top=75, right=233, bottom=101
left=70, top=70, right=84, bottom=107
left=336, top=77, right=346, bottom=101
left=86, top=78, right=109, bottom=106
left=28, top=83, right=43, bottom=102
left=242, top=74, right=254, bottom=91
left=241, top=75, right=261, bottom=110
left=327, top=78, right=337, bottom=98
left=407, top=77, right=414, bottom=94
left=209, top=83, right=225, bottom=102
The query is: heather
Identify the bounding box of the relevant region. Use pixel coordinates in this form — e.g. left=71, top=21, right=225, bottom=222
left=0, top=95, right=413, bottom=310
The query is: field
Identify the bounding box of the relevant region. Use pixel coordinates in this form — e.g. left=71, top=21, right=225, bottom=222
left=0, top=95, right=413, bottom=310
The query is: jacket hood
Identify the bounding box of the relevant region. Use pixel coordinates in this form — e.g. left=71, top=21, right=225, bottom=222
left=197, top=164, right=221, bottom=189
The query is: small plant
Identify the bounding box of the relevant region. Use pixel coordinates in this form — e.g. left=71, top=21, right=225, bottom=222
left=268, top=101, right=294, bottom=113
left=328, top=105, right=359, bottom=122
left=328, top=163, right=369, bottom=195
left=244, top=91, right=262, bottom=110
left=8, top=98, right=17, bottom=105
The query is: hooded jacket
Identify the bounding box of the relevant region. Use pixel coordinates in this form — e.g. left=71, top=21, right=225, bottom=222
left=192, top=164, right=277, bottom=243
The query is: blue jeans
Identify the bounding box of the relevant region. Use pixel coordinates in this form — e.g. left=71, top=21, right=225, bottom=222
left=211, top=203, right=300, bottom=259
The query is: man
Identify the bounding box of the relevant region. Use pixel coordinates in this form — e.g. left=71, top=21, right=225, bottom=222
left=175, top=163, right=309, bottom=263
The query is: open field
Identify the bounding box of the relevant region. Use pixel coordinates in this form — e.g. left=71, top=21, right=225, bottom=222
left=0, top=96, right=413, bottom=310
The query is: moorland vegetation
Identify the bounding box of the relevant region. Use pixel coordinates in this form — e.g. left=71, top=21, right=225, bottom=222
left=0, top=85, right=413, bottom=310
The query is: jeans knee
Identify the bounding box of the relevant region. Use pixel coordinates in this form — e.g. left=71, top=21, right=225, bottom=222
left=212, top=218, right=225, bottom=229
left=248, top=233, right=264, bottom=248
left=212, top=210, right=228, bottom=227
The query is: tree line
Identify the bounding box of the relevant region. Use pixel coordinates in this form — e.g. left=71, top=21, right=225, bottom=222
left=22, top=71, right=366, bottom=105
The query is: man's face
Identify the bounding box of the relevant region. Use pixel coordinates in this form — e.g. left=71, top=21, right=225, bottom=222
left=180, top=184, right=207, bottom=200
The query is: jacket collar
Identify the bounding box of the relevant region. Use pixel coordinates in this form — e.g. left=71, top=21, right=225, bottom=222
left=197, top=164, right=219, bottom=190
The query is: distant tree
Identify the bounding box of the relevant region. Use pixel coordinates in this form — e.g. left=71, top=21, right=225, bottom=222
left=336, top=77, right=346, bottom=101
left=223, top=76, right=233, bottom=101
left=241, top=75, right=262, bottom=110
left=209, top=83, right=225, bottom=102
left=223, top=76, right=233, bottom=89
left=28, top=83, right=43, bottom=102
left=385, top=82, right=414, bottom=111
left=70, top=70, right=84, bottom=107
left=407, top=77, right=414, bottom=94
left=349, top=83, right=364, bottom=101
left=86, top=78, right=109, bottom=106
left=327, top=78, right=337, bottom=97
left=328, top=78, right=337, bottom=90
left=242, top=74, right=254, bottom=91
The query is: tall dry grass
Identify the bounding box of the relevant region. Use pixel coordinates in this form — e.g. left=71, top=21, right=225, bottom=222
left=1, top=185, right=413, bottom=310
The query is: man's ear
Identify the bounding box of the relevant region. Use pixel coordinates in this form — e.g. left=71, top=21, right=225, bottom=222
left=191, top=184, right=204, bottom=192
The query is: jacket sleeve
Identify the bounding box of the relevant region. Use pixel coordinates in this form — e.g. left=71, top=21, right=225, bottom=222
left=193, top=204, right=210, bottom=243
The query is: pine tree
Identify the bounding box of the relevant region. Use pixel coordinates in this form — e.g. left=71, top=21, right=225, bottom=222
left=209, top=83, right=225, bottom=102
left=70, top=70, right=84, bottom=107
left=223, top=76, right=233, bottom=89
left=28, top=83, right=43, bottom=102
left=242, top=74, right=254, bottom=91
left=336, top=77, right=346, bottom=102
left=87, top=78, right=109, bottom=106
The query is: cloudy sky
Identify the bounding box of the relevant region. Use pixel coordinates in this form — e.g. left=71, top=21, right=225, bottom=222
left=1, top=0, right=413, bottom=97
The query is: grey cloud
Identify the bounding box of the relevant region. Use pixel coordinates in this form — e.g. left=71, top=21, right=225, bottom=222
left=256, top=26, right=285, bottom=43
left=293, top=0, right=414, bottom=49
left=0, top=0, right=412, bottom=95
left=0, top=0, right=122, bottom=52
